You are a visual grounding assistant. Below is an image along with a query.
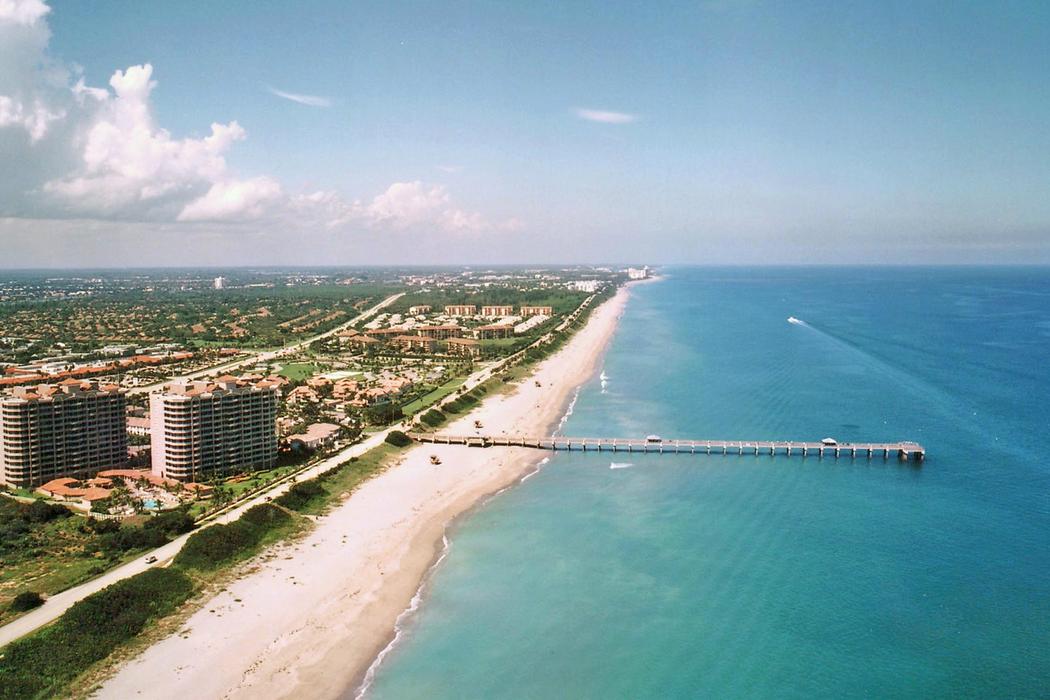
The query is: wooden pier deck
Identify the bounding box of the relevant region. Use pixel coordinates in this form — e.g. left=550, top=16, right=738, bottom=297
left=408, top=434, right=926, bottom=461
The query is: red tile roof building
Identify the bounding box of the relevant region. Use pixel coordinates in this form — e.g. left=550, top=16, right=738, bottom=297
left=1, top=381, right=128, bottom=488
left=446, top=337, right=481, bottom=357
left=150, top=378, right=277, bottom=482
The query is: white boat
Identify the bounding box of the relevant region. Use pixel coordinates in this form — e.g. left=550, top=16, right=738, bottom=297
left=787, top=316, right=803, bottom=325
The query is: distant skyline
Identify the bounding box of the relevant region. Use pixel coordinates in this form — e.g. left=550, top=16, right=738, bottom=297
left=2, top=0, right=1049, bottom=267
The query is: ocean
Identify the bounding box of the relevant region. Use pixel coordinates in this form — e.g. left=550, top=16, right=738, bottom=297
left=363, top=267, right=1050, bottom=699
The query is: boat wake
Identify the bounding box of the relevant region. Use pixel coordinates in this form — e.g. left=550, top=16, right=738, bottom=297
left=599, top=370, right=609, bottom=393
left=609, top=462, right=634, bottom=470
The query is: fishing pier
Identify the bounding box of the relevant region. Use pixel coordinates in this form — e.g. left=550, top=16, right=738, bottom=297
left=408, top=434, right=926, bottom=462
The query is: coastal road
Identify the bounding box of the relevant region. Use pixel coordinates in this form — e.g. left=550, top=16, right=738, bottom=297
left=0, top=290, right=600, bottom=648
left=127, top=291, right=405, bottom=395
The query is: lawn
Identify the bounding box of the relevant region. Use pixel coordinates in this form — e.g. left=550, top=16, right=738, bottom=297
left=401, top=375, right=469, bottom=415
left=277, top=362, right=319, bottom=381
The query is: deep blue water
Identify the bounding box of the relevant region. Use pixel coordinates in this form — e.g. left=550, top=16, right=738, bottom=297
left=365, top=267, right=1050, bottom=699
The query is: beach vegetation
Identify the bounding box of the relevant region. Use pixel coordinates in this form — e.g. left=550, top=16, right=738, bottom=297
left=173, top=504, right=292, bottom=570
left=0, top=568, right=195, bottom=700
left=420, top=409, right=445, bottom=427
left=0, top=499, right=191, bottom=623
left=274, top=480, right=326, bottom=512
left=385, top=430, right=412, bottom=447
left=8, top=591, right=43, bottom=613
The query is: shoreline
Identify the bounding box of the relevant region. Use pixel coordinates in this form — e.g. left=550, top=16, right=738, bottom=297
left=353, top=379, right=586, bottom=697
left=95, top=282, right=641, bottom=700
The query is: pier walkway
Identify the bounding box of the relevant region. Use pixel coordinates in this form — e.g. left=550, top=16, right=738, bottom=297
left=409, top=434, right=926, bottom=461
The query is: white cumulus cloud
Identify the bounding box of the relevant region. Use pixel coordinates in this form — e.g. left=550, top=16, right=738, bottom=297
left=362, top=181, right=507, bottom=233
left=574, top=107, right=637, bottom=124
left=42, top=63, right=259, bottom=219
left=178, top=176, right=282, bottom=222
left=0, top=1, right=520, bottom=236
left=0, top=0, right=49, bottom=26
left=0, top=94, right=61, bottom=140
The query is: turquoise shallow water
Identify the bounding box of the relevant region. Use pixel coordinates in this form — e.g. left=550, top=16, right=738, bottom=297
left=364, top=267, right=1050, bottom=699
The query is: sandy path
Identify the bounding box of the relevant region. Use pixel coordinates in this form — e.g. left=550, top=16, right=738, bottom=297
left=96, top=285, right=632, bottom=700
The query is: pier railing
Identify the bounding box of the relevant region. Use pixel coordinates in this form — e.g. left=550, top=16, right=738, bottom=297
left=408, top=434, right=926, bottom=462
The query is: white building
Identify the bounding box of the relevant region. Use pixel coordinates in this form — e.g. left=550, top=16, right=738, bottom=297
left=627, top=266, right=650, bottom=280
left=569, top=280, right=600, bottom=293
left=213, top=276, right=226, bottom=290
left=150, top=377, right=277, bottom=482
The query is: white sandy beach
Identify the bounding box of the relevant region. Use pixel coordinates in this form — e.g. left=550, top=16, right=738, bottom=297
left=96, top=284, right=634, bottom=700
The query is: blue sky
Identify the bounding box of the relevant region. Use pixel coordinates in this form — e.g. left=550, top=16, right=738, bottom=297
left=1, top=0, right=1049, bottom=266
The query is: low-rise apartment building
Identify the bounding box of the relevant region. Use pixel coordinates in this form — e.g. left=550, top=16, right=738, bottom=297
left=415, top=325, right=463, bottom=339
left=519, top=305, right=553, bottom=317
left=446, top=337, right=481, bottom=358
left=392, top=335, right=438, bottom=354
left=481, top=305, right=515, bottom=317
left=444, top=304, right=477, bottom=316
left=475, top=324, right=514, bottom=340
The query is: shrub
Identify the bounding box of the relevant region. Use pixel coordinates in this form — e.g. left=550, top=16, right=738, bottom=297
left=173, top=504, right=290, bottom=571
left=96, top=526, right=169, bottom=556
left=385, top=430, right=412, bottom=447
left=420, top=409, right=445, bottom=427
left=82, top=518, right=120, bottom=535
left=239, top=503, right=292, bottom=530
left=144, top=508, right=196, bottom=537
left=274, top=481, right=325, bottom=512
left=23, top=500, right=72, bottom=524
left=173, top=523, right=256, bottom=570
left=9, top=591, right=43, bottom=612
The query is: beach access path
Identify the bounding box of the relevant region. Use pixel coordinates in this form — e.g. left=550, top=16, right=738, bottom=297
left=94, top=284, right=635, bottom=700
